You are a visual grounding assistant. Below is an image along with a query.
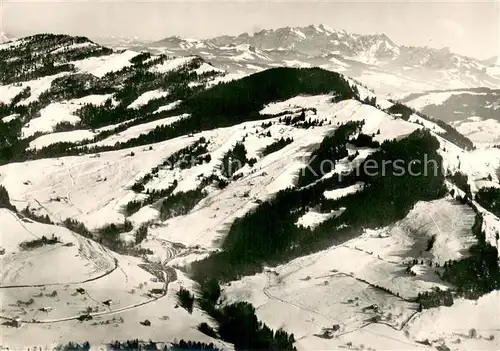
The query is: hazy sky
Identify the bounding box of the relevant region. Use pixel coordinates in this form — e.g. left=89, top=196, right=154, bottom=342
left=1, top=0, right=499, bottom=60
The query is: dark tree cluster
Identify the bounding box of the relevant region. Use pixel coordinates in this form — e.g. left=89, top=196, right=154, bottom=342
left=21, top=206, right=53, bottom=224
left=475, top=187, right=500, bottom=217
left=362, top=96, right=377, bottom=107
left=261, top=137, right=294, bottom=157
left=386, top=99, right=474, bottom=151
left=386, top=103, right=413, bottom=121
left=20, top=234, right=61, bottom=250
left=279, top=113, right=328, bottom=129
left=62, top=218, right=93, bottom=239
left=176, top=287, right=195, bottom=314
left=417, top=112, right=475, bottom=151
left=0, top=185, right=15, bottom=211
left=221, top=142, right=248, bottom=178
left=134, top=224, right=149, bottom=245
left=159, top=188, right=206, bottom=221
left=416, top=287, right=454, bottom=309
left=109, top=339, right=157, bottom=351
left=193, top=129, right=446, bottom=283
left=63, top=217, right=152, bottom=256
left=297, top=121, right=363, bottom=187
left=197, top=279, right=297, bottom=351
left=97, top=220, right=133, bottom=250
left=171, top=339, right=221, bottom=350
left=55, top=341, right=91, bottom=351
left=59, top=339, right=222, bottom=351
left=441, top=243, right=500, bottom=299
left=447, top=171, right=472, bottom=198
left=435, top=212, right=500, bottom=300
left=197, top=322, right=218, bottom=338
left=185, top=67, right=358, bottom=131
left=349, top=133, right=380, bottom=148
left=126, top=181, right=178, bottom=216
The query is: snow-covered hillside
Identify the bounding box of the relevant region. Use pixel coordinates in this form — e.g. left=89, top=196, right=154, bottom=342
left=0, top=208, right=224, bottom=349
left=401, top=88, right=500, bottom=146
left=1, top=33, right=499, bottom=351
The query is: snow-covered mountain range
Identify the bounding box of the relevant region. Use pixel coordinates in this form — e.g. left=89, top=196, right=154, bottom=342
left=100, top=24, right=500, bottom=95
left=0, top=33, right=499, bottom=351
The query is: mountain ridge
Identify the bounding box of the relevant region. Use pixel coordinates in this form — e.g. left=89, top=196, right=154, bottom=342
left=114, top=24, right=499, bottom=95
left=151, top=24, right=482, bottom=66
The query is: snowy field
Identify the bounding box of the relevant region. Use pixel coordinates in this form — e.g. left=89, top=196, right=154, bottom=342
left=223, top=198, right=482, bottom=351
left=29, top=130, right=96, bottom=150
left=21, top=103, right=82, bottom=138
left=452, top=117, right=500, bottom=146
left=0, top=208, right=224, bottom=349
left=0, top=73, right=68, bottom=106
left=0, top=136, right=196, bottom=229
left=21, top=93, right=115, bottom=139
